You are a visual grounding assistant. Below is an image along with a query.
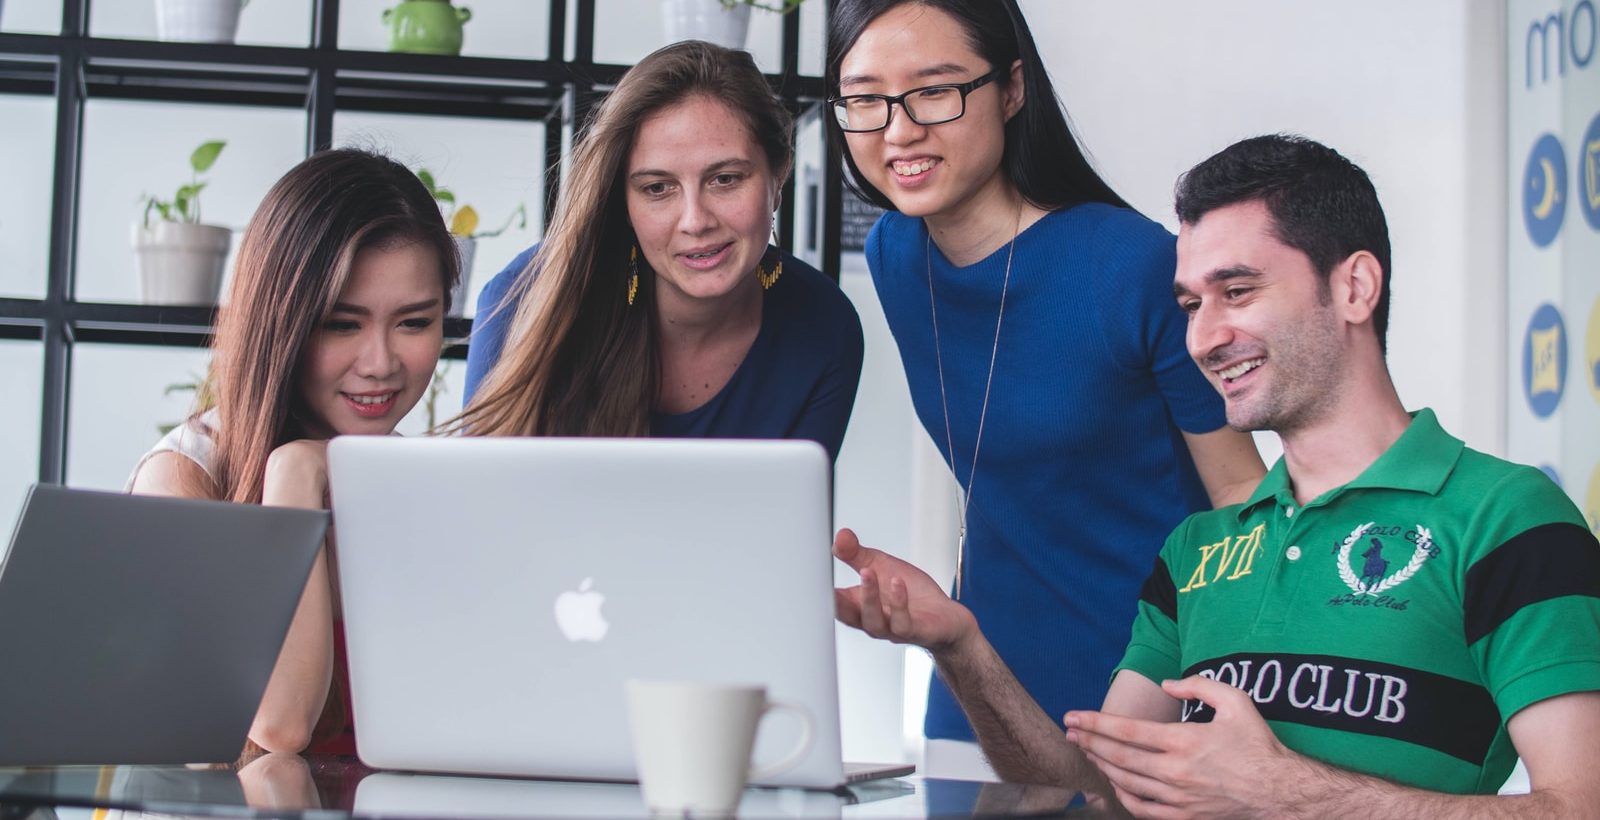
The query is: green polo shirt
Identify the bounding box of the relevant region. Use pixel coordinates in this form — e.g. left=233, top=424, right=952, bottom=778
left=1116, top=409, right=1600, bottom=794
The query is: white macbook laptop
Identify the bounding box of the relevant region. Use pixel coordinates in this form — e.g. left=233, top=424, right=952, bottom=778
left=327, top=437, right=912, bottom=789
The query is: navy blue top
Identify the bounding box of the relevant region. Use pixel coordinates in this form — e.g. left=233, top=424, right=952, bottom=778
left=867, top=205, right=1228, bottom=741
left=465, top=245, right=865, bottom=464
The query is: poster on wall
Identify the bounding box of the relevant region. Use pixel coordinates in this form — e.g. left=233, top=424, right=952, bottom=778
left=1508, top=1, right=1600, bottom=536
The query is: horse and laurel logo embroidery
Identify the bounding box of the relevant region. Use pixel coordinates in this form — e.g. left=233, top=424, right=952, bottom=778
left=1335, top=522, right=1438, bottom=596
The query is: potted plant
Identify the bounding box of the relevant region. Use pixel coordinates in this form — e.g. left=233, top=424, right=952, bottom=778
left=155, top=0, right=249, bottom=44
left=133, top=140, right=233, bottom=306
left=382, top=0, right=473, bottom=56
left=417, top=168, right=526, bottom=318
left=158, top=370, right=216, bottom=435
left=662, top=0, right=803, bottom=51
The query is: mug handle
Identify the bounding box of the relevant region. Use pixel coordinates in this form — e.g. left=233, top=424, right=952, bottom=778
left=747, top=700, right=813, bottom=782
left=381, top=8, right=392, bottom=23
left=457, top=7, right=472, bottom=22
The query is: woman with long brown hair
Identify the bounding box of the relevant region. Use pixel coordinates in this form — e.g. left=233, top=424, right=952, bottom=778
left=459, top=41, right=863, bottom=461
left=127, top=148, right=459, bottom=754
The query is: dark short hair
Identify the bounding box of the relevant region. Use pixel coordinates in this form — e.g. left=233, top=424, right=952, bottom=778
left=1174, top=134, right=1392, bottom=353
left=825, top=0, right=1126, bottom=213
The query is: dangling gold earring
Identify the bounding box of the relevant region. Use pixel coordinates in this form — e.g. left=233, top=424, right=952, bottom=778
left=757, top=257, right=783, bottom=290
left=758, top=208, right=783, bottom=290
left=627, top=245, right=640, bottom=306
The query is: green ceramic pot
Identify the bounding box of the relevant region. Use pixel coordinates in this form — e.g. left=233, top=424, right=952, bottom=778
left=382, top=0, right=471, bottom=56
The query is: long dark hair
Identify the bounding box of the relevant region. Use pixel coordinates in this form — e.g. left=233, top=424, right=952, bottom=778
left=825, top=0, right=1128, bottom=213
left=207, top=149, right=458, bottom=505
left=451, top=40, right=793, bottom=438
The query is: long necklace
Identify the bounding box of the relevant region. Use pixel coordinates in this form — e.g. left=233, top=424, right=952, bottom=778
left=926, top=210, right=1020, bottom=601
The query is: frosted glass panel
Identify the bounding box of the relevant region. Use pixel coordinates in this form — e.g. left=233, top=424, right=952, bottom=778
left=1, top=0, right=62, bottom=34
left=799, top=0, right=824, bottom=78
left=793, top=108, right=826, bottom=268
left=0, top=342, right=42, bottom=532
left=0, top=94, right=55, bottom=299
left=339, top=0, right=550, bottom=60
left=67, top=344, right=212, bottom=492
left=76, top=99, right=306, bottom=303
left=333, top=111, right=546, bottom=318
left=89, top=0, right=311, bottom=46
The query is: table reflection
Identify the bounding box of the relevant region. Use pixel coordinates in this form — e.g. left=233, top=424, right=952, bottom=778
left=236, top=752, right=322, bottom=811
left=0, top=755, right=1094, bottom=818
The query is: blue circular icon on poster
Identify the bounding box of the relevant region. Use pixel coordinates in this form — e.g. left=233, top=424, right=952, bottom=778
left=1540, top=464, right=1564, bottom=488
left=1584, top=114, right=1600, bottom=232
left=1522, top=303, right=1568, bottom=418
left=1524, top=133, right=1567, bottom=247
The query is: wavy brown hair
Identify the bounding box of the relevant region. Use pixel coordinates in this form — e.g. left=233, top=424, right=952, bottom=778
left=201, top=149, right=458, bottom=505
left=451, top=40, right=793, bottom=438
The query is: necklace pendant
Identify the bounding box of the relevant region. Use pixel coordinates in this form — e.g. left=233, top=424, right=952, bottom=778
left=954, top=529, right=966, bottom=601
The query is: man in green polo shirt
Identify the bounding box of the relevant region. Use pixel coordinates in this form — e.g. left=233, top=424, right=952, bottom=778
left=832, top=134, right=1600, bottom=815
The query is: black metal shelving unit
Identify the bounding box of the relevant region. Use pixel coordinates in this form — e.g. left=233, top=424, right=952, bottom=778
left=1, top=0, right=838, bottom=485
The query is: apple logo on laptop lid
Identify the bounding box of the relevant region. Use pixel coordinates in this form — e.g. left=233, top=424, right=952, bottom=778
left=555, top=577, right=609, bottom=642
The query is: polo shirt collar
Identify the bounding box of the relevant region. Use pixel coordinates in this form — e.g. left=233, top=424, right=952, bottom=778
left=1235, top=408, right=1463, bottom=522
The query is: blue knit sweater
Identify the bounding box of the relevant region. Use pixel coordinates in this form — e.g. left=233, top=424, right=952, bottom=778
left=867, top=204, right=1227, bottom=740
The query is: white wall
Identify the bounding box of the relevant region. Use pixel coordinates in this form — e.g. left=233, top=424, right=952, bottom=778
left=1021, top=0, right=1509, bottom=456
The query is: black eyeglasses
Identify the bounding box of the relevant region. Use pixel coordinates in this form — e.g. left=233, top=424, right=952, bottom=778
left=828, top=69, right=1001, bottom=133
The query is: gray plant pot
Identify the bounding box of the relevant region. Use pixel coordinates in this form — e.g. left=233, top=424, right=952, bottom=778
left=662, top=0, right=751, bottom=50
left=154, top=0, right=243, bottom=43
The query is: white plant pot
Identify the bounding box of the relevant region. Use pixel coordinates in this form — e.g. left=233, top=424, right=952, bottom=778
left=132, top=222, right=232, bottom=305
left=662, top=0, right=751, bottom=51
left=154, top=0, right=243, bottom=44
left=450, top=235, right=476, bottom=318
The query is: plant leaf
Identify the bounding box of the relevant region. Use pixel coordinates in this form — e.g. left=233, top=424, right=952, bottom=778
left=450, top=205, right=479, bottom=237
left=417, top=169, right=436, bottom=193
left=190, top=140, right=225, bottom=173
left=434, top=188, right=455, bottom=205
left=473, top=203, right=528, bottom=239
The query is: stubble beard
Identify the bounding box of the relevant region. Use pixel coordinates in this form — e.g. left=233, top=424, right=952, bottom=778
left=1224, top=309, right=1344, bottom=436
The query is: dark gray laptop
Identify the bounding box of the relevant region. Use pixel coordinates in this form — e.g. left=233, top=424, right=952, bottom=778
left=0, top=484, right=328, bottom=766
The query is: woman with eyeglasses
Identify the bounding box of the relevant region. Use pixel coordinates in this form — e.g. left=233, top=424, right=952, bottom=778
left=457, top=41, right=863, bottom=463
left=826, top=0, right=1266, bottom=778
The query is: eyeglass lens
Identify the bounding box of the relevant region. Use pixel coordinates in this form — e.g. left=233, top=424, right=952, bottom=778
left=833, top=86, right=966, bottom=132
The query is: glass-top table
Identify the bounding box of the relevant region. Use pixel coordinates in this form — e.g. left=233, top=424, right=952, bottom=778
left=0, top=754, right=1099, bottom=818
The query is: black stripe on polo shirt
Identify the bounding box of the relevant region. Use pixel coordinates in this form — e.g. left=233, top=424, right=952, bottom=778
left=1138, top=557, right=1178, bottom=622
left=1463, top=522, right=1600, bottom=645
left=1180, top=652, right=1500, bottom=765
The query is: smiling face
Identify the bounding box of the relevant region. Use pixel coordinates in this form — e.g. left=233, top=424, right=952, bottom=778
left=1175, top=200, right=1343, bottom=435
left=625, top=95, right=780, bottom=308
left=295, top=240, right=445, bottom=438
left=837, top=3, right=1020, bottom=220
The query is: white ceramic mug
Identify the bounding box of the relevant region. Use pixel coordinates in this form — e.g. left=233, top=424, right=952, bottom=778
left=625, top=680, right=814, bottom=817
